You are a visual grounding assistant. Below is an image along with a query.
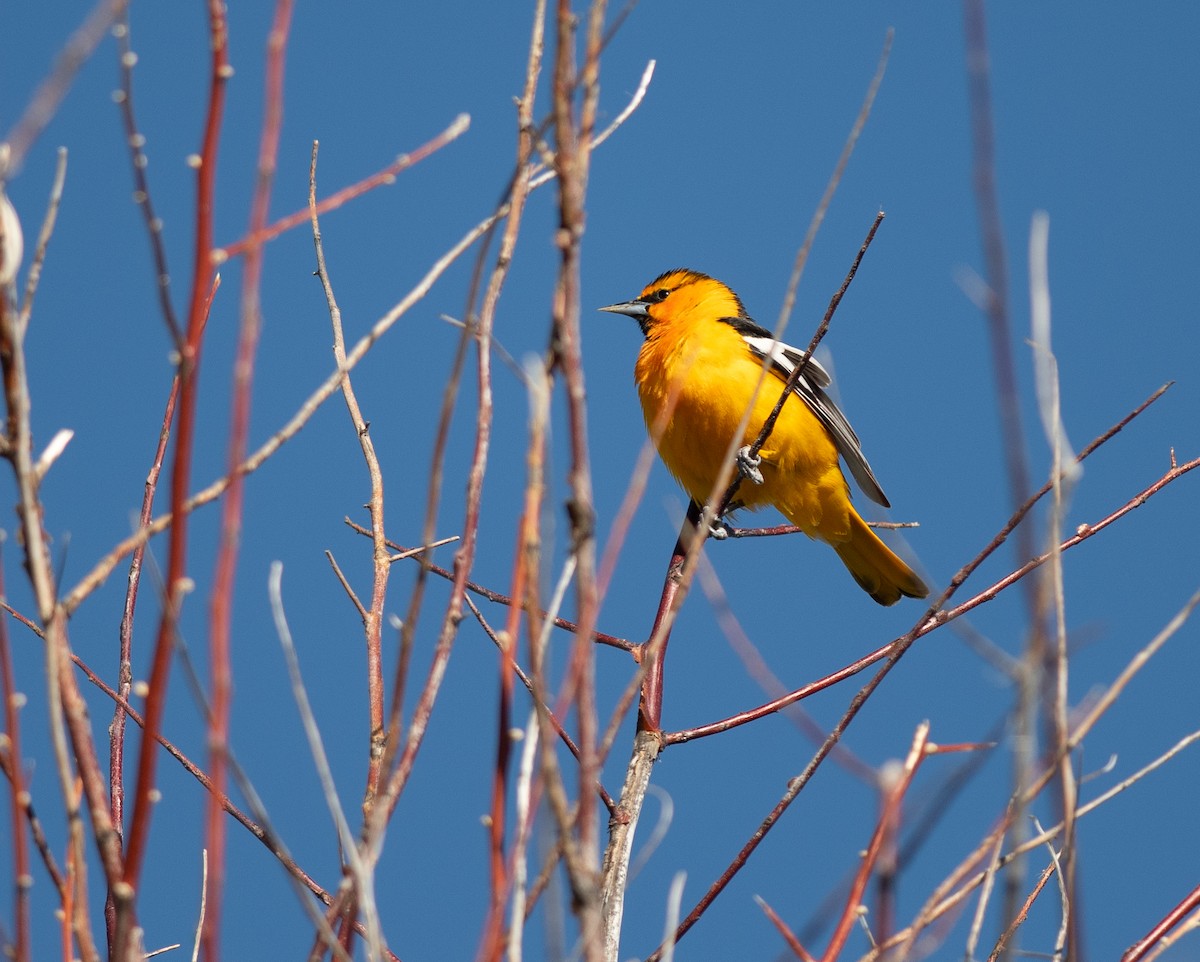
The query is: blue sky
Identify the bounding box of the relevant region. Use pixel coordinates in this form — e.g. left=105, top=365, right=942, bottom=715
left=2, top=2, right=1198, bottom=960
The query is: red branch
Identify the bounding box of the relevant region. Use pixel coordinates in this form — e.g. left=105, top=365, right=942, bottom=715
left=122, top=0, right=229, bottom=907
left=819, top=726, right=929, bottom=960
left=635, top=504, right=698, bottom=732
left=203, top=2, right=294, bottom=959
left=0, top=559, right=30, bottom=962
left=217, top=114, right=469, bottom=260
left=756, top=896, right=816, bottom=962
left=667, top=442, right=1194, bottom=746
left=105, top=303, right=189, bottom=943
left=1120, top=881, right=1200, bottom=962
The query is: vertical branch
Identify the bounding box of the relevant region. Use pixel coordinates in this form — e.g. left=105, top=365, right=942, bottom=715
left=124, top=0, right=229, bottom=923
left=479, top=4, right=548, bottom=957
left=963, top=0, right=1029, bottom=517
left=308, top=143, right=391, bottom=805
left=203, top=2, right=294, bottom=959
left=106, top=335, right=186, bottom=943
left=484, top=524, right=530, bottom=961
left=0, top=555, right=31, bottom=962
left=372, top=235, right=494, bottom=801
left=1028, top=211, right=1081, bottom=957
left=873, top=773, right=900, bottom=948
left=0, top=152, right=124, bottom=958
left=962, top=3, right=1039, bottom=950
left=548, top=4, right=607, bottom=954
left=599, top=729, right=660, bottom=962
left=637, top=504, right=699, bottom=732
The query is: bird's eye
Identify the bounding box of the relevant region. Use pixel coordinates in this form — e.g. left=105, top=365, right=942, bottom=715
left=648, top=288, right=670, bottom=303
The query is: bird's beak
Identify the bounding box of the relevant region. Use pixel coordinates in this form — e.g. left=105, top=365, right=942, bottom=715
left=598, top=298, right=650, bottom=319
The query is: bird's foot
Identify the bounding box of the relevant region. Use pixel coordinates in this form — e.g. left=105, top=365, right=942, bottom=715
left=707, top=518, right=733, bottom=540
left=736, top=445, right=764, bottom=485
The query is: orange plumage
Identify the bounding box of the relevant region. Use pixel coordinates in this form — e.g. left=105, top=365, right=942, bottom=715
left=601, top=269, right=928, bottom=605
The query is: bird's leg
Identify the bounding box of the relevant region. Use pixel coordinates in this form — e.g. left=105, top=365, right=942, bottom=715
left=736, top=445, right=764, bottom=485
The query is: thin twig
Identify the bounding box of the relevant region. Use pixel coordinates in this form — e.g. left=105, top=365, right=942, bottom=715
left=309, top=138, right=392, bottom=807
left=985, top=858, right=1058, bottom=962
left=820, top=724, right=930, bottom=961
left=346, top=520, right=633, bottom=652
left=324, top=550, right=369, bottom=623
left=18, top=149, right=69, bottom=327
left=508, top=708, right=541, bottom=962
left=755, top=895, right=816, bottom=962
left=219, top=114, right=470, bottom=260
left=105, top=276, right=196, bottom=945
left=965, top=812, right=1010, bottom=959
left=475, top=13, right=549, bottom=951
left=776, top=29, right=893, bottom=335
left=112, top=13, right=182, bottom=344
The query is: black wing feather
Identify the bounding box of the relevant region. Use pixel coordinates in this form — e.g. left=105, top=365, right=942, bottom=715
left=722, top=318, right=891, bottom=507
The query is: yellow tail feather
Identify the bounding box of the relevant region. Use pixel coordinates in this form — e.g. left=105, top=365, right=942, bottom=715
left=833, top=511, right=929, bottom=606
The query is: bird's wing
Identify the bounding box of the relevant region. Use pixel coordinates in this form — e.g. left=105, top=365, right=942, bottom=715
left=738, top=328, right=891, bottom=508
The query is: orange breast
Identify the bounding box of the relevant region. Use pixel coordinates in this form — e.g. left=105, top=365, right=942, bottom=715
left=634, top=321, right=854, bottom=540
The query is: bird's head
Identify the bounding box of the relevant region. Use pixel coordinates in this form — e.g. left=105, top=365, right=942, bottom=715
left=599, top=269, right=746, bottom=335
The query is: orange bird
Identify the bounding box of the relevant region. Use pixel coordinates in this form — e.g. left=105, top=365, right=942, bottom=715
left=601, top=268, right=928, bottom=605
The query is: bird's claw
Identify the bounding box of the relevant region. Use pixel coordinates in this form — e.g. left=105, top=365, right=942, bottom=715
left=707, top=518, right=732, bottom=540
left=737, top=445, right=764, bottom=485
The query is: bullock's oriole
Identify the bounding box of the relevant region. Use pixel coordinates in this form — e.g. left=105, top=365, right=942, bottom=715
left=601, top=268, right=928, bottom=606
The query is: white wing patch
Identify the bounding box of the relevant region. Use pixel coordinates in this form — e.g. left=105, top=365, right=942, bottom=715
left=742, top=335, right=832, bottom=388
left=742, top=334, right=891, bottom=508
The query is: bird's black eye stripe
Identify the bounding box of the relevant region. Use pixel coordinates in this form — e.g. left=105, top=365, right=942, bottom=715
left=645, top=288, right=670, bottom=303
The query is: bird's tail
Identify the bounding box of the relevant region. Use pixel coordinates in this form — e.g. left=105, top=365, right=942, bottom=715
left=833, top=510, right=929, bottom=606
